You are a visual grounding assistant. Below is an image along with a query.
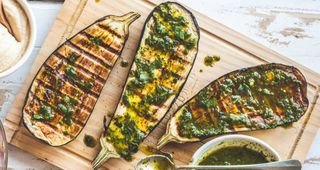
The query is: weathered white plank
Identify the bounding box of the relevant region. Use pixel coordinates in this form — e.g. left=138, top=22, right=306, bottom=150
left=178, top=0, right=320, bottom=73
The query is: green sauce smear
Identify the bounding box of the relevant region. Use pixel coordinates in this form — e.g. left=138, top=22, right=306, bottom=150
left=204, top=55, right=220, bottom=67
left=120, top=60, right=129, bottom=67
left=84, top=134, right=97, bottom=148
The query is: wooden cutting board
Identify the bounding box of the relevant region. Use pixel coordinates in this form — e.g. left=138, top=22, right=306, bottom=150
left=4, top=0, right=320, bottom=169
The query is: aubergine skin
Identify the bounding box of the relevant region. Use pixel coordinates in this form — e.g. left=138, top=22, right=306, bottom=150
left=92, top=2, right=200, bottom=168
left=157, top=63, right=309, bottom=148
left=22, top=12, right=140, bottom=146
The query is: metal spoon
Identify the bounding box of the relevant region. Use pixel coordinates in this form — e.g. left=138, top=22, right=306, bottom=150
left=135, top=154, right=301, bottom=170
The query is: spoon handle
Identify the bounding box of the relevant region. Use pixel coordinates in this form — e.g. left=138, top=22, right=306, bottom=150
left=175, top=159, right=301, bottom=170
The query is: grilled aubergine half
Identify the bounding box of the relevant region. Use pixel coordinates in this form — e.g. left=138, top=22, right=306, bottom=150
left=93, top=2, right=199, bottom=168
left=157, top=63, right=309, bottom=148
left=23, top=12, right=140, bottom=146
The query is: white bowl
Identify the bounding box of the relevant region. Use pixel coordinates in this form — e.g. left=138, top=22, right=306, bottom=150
left=192, top=134, right=280, bottom=165
left=0, top=0, right=36, bottom=78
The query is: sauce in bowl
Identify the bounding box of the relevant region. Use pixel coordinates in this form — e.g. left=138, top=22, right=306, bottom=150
left=198, top=146, right=269, bottom=165
left=192, top=135, right=280, bottom=167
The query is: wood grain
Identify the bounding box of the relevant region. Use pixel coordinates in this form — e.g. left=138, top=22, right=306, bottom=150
left=3, top=0, right=320, bottom=169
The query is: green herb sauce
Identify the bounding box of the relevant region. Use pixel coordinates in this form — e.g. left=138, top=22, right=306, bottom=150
left=178, top=67, right=304, bottom=138
left=32, top=102, right=54, bottom=121
left=84, top=134, right=97, bottom=148
left=57, top=96, right=76, bottom=126
left=145, top=4, right=197, bottom=53
left=204, top=55, right=220, bottom=67
left=106, top=114, right=145, bottom=160
left=89, top=36, right=103, bottom=47
left=198, top=146, right=269, bottom=165
left=69, top=52, right=80, bottom=63
left=120, top=60, right=129, bottom=67
left=65, top=65, right=78, bottom=82
left=106, top=3, right=198, bottom=160
left=64, top=65, right=94, bottom=92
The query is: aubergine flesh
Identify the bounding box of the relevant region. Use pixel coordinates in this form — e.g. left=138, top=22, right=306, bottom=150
left=157, top=63, right=309, bottom=148
left=23, top=12, right=140, bottom=146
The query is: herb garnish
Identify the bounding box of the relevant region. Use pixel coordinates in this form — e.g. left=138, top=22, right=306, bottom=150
left=32, top=102, right=54, bottom=121
left=204, top=55, right=220, bottom=67
left=120, top=60, right=129, bottom=67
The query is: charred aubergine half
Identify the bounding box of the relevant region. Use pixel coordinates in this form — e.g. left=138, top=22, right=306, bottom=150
left=23, top=12, right=140, bottom=146
left=92, top=2, right=199, bottom=168
left=157, top=63, right=309, bottom=148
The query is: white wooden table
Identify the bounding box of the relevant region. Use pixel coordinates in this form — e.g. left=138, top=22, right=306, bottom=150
left=0, top=0, right=319, bottom=169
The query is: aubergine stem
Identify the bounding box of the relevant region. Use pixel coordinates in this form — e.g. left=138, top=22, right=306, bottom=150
left=157, top=118, right=178, bottom=149
left=115, top=12, right=141, bottom=35
left=157, top=131, right=178, bottom=149
left=92, top=138, right=120, bottom=170
left=157, top=117, right=200, bottom=149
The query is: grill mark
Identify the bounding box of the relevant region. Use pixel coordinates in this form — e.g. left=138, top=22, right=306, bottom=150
left=29, top=84, right=91, bottom=126
left=30, top=81, right=78, bottom=109
left=33, top=81, right=92, bottom=112
left=131, top=105, right=160, bottom=124
left=214, top=86, right=235, bottom=130
left=172, top=53, right=192, bottom=65
left=230, top=84, right=251, bottom=116
left=68, top=41, right=115, bottom=69
left=45, top=53, right=103, bottom=97
left=41, top=65, right=99, bottom=98
left=139, top=51, right=191, bottom=69
left=72, top=33, right=119, bottom=64
left=54, top=52, right=106, bottom=84
left=81, top=32, right=120, bottom=55
left=32, top=85, right=61, bottom=109
left=97, top=23, right=123, bottom=39
left=160, top=68, right=182, bottom=80
left=25, top=96, right=85, bottom=137
left=217, top=97, right=227, bottom=113
left=34, top=70, right=97, bottom=112
left=56, top=44, right=110, bottom=80
left=64, top=43, right=113, bottom=70
left=127, top=78, right=181, bottom=104
left=30, top=94, right=86, bottom=127
left=233, top=101, right=257, bottom=129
